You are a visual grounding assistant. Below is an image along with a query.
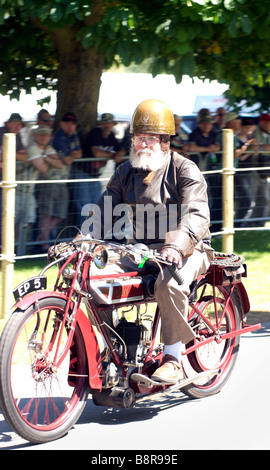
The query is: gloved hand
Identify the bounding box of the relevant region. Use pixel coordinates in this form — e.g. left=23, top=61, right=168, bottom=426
left=47, top=242, right=77, bottom=264
left=160, top=245, right=182, bottom=269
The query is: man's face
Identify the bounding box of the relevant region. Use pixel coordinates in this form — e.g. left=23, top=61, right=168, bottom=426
left=198, top=121, right=213, bottom=134
left=33, top=132, right=51, bottom=147
left=242, top=124, right=255, bottom=137
left=260, top=120, right=270, bottom=133
left=100, top=121, right=114, bottom=136
left=38, top=112, right=53, bottom=128
left=215, top=108, right=226, bottom=127
left=5, top=120, right=22, bottom=134
left=130, top=134, right=169, bottom=171
left=61, top=121, right=77, bottom=136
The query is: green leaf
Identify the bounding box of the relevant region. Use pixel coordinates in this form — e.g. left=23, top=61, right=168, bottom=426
left=181, top=54, right=195, bottom=76
left=176, top=27, right=188, bottom=43
left=50, top=6, right=63, bottom=23
left=241, top=15, right=252, bottom=34
left=228, top=14, right=238, bottom=37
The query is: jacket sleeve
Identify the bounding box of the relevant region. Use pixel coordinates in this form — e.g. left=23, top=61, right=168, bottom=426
left=165, top=155, right=211, bottom=258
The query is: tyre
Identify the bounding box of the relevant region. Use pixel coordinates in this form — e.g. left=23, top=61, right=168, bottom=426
left=181, top=285, right=241, bottom=399
left=0, top=297, right=89, bottom=444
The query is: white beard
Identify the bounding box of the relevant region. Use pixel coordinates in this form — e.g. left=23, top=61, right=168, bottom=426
left=130, top=144, right=169, bottom=171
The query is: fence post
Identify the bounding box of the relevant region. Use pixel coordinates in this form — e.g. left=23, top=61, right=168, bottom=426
left=1, top=133, right=16, bottom=321
left=222, top=128, right=234, bottom=253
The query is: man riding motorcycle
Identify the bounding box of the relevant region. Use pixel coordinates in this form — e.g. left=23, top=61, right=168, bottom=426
left=52, top=99, right=214, bottom=384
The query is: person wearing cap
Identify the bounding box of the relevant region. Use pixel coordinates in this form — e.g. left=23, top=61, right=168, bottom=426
left=213, top=107, right=226, bottom=135
left=253, top=113, right=270, bottom=148
left=0, top=112, right=27, bottom=163
left=27, top=125, right=66, bottom=251
left=53, top=112, right=82, bottom=168
left=213, top=111, right=244, bottom=230
left=188, top=109, right=220, bottom=170
left=37, top=109, right=54, bottom=129
left=223, top=111, right=241, bottom=135
left=71, top=99, right=214, bottom=384
left=216, top=111, right=241, bottom=158
left=251, top=113, right=270, bottom=226
left=0, top=113, right=28, bottom=242
left=72, top=112, right=126, bottom=227
left=234, top=118, right=256, bottom=226
left=84, top=112, right=125, bottom=173
left=27, top=109, right=54, bottom=146
left=28, top=125, right=63, bottom=174
left=50, top=112, right=82, bottom=235
left=170, top=114, right=188, bottom=157
left=188, top=109, right=221, bottom=231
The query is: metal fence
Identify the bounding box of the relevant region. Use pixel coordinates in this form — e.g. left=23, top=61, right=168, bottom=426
left=6, top=155, right=270, bottom=258
left=1, top=130, right=270, bottom=318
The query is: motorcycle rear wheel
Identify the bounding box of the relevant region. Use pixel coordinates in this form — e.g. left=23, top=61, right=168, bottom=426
left=181, top=286, right=241, bottom=399
left=0, top=297, right=89, bottom=444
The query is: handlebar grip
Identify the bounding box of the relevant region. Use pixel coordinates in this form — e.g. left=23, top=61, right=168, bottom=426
left=167, top=263, right=184, bottom=285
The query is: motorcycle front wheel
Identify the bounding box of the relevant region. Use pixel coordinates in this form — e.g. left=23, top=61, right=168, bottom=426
left=0, top=297, right=89, bottom=444
left=181, top=285, right=241, bottom=399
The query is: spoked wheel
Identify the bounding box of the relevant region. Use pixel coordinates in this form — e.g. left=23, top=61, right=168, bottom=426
left=181, top=285, right=241, bottom=399
left=0, top=297, right=89, bottom=444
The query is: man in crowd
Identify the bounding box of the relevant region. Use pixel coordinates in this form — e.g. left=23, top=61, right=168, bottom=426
left=252, top=113, right=270, bottom=226
left=27, top=125, right=64, bottom=251
left=53, top=112, right=82, bottom=168
left=72, top=112, right=126, bottom=227
left=0, top=113, right=27, bottom=239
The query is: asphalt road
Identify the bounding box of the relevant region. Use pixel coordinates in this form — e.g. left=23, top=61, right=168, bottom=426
left=0, top=320, right=269, bottom=451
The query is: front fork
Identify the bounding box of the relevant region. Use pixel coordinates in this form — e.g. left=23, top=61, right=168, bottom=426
left=51, top=295, right=80, bottom=370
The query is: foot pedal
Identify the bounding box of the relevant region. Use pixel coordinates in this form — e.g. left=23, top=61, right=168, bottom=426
left=130, top=373, right=170, bottom=388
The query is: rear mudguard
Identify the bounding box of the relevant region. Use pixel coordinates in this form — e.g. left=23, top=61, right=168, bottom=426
left=232, top=282, right=250, bottom=317
left=12, top=290, right=103, bottom=391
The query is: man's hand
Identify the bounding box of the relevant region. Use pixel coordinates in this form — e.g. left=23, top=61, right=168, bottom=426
left=160, top=245, right=182, bottom=269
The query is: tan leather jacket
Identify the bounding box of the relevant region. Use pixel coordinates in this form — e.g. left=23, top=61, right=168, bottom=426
left=86, top=152, right=211, bottom=258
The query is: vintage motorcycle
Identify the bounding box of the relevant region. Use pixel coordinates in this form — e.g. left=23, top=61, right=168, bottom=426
left=0, top=237, right=261, bottom=444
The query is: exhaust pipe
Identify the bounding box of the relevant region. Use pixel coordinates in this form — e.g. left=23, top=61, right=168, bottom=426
left=92, top=387, right=136, bottom=409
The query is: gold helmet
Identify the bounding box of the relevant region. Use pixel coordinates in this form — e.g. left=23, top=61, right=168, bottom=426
left=130, top=99, right=175, bottom=135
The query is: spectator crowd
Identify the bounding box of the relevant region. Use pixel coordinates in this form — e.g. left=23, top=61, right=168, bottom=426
left=0, top=106, right=269, bottom=254
left=170, top=108, right=270, bottom=232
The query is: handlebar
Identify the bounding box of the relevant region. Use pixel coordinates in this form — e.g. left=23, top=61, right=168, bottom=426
left=89, top=239, right=185, bottom=285
left=45, top=238, right=185, bottom=286
left=166, top=263, right=185, bottom=285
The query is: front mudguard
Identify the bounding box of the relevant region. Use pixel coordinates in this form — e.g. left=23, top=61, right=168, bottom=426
left=11, top=290, right=68, bottom=312
left=12, top=290, right=103, bottom=392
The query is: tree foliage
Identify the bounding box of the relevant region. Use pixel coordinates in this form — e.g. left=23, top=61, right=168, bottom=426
left=0, top=0, right=270, bottom=127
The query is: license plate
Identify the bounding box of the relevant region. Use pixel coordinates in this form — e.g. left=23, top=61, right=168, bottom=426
left=13, top=276, right=47, bottom=301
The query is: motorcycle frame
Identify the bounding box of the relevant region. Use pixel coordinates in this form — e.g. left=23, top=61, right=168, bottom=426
left=12, top=247, right=261, bottom=393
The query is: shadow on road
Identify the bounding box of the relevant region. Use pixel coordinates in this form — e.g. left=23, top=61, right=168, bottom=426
left=0, top=387, right=192, bottom=449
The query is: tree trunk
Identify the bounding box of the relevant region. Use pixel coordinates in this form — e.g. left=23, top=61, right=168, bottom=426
left=50, top=25, right=105, bottom=140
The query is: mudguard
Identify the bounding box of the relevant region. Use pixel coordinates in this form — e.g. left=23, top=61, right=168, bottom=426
left=234, top=282, right=250, bottom=316
left=12, top=290, right=103, bottom=391
left=12, top=290, right=68, bottom=311
left=75, top=307, right=103, bottom=391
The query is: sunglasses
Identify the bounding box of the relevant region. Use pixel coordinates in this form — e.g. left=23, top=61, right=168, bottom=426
left=133, top=136, right=160, bottom=146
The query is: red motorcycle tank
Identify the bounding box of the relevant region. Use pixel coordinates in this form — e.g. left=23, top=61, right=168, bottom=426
left=89, top=276, right=145, bottom=305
